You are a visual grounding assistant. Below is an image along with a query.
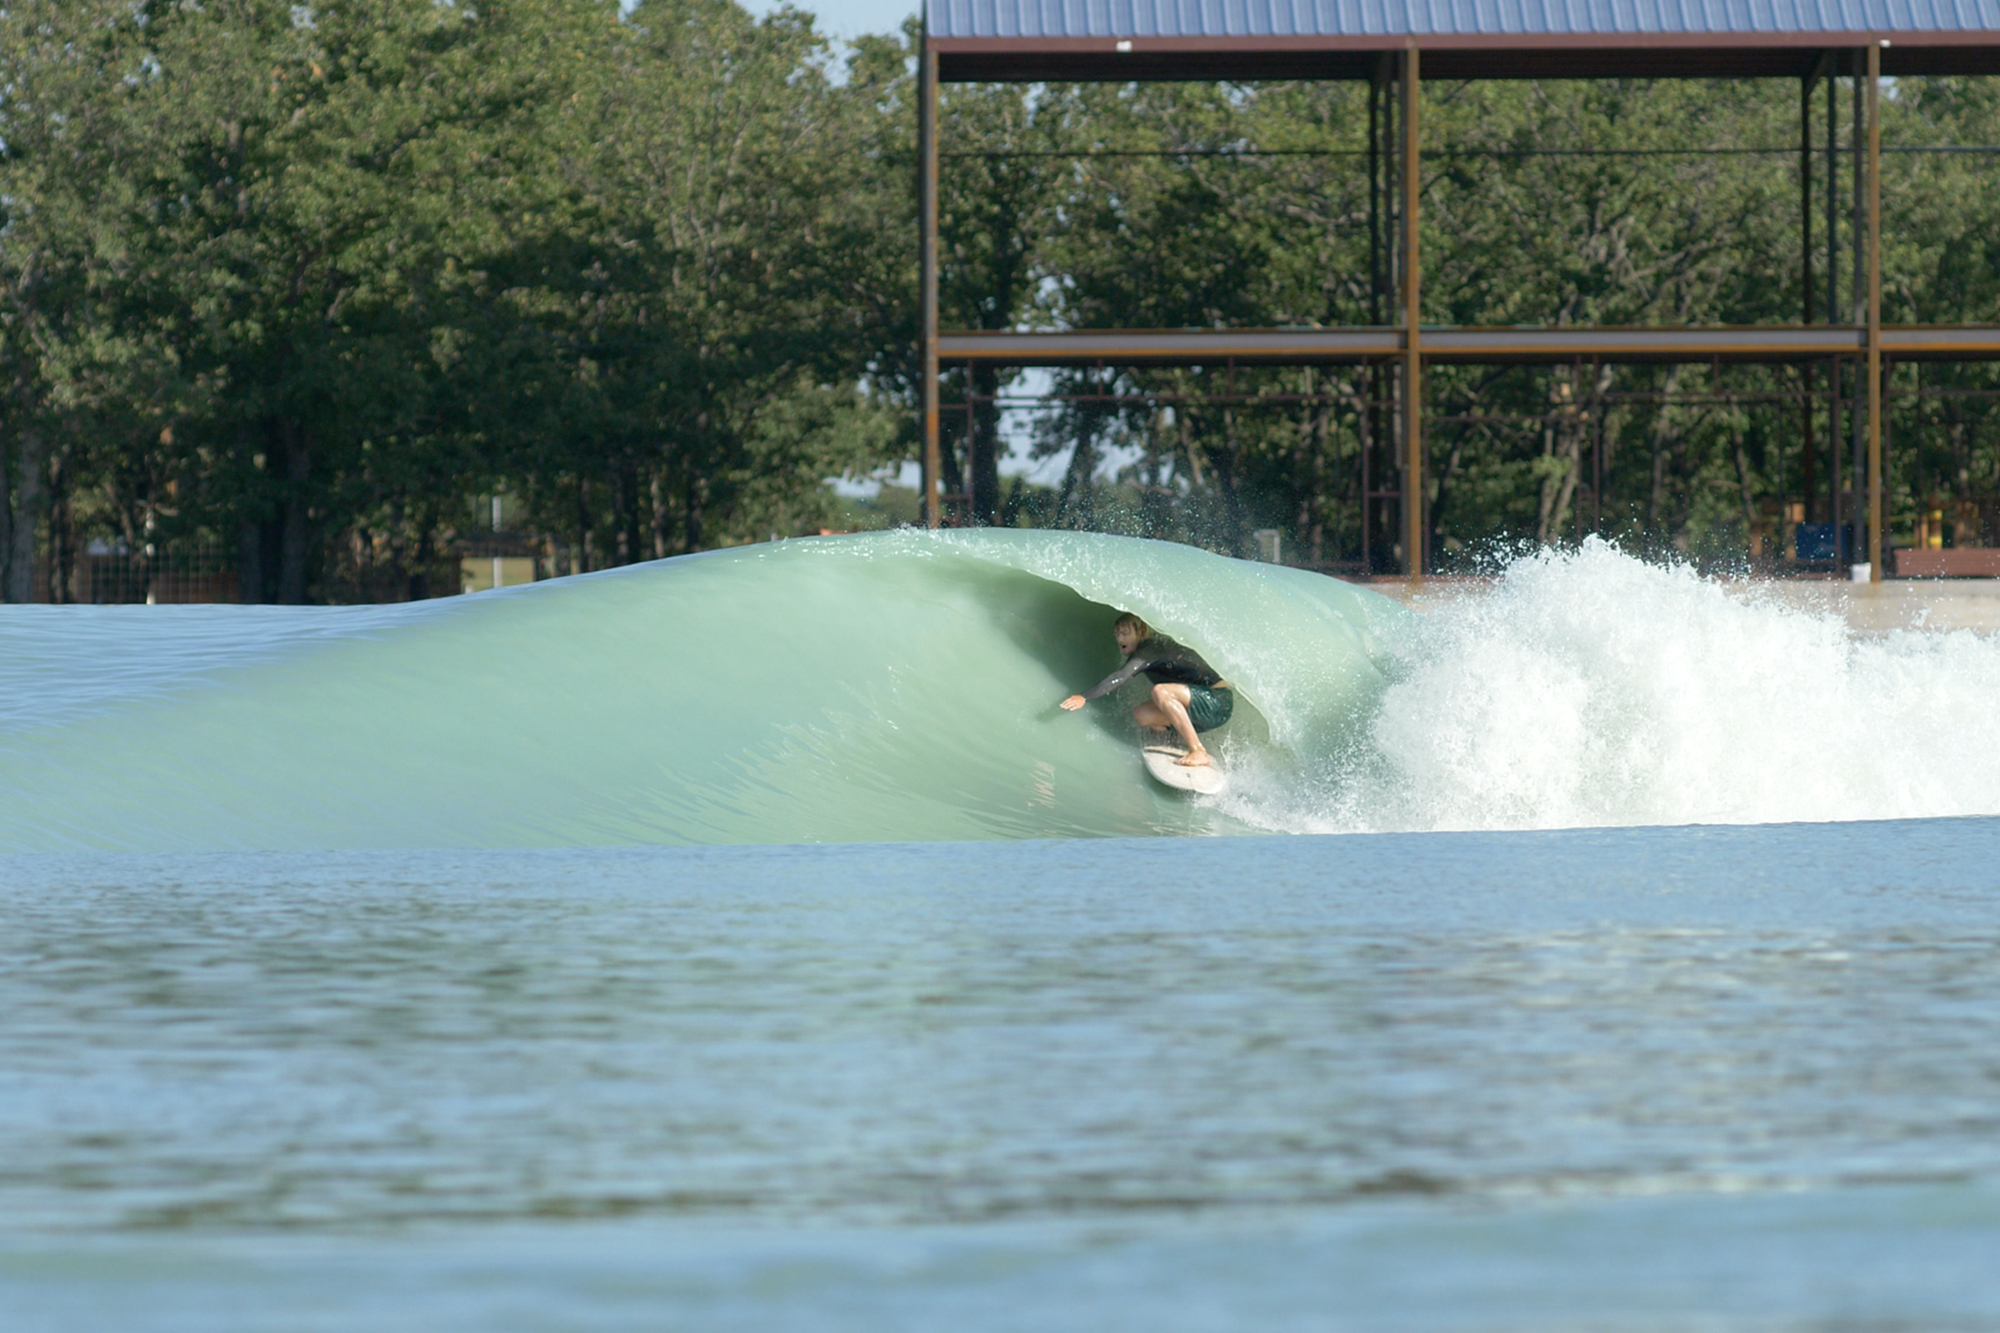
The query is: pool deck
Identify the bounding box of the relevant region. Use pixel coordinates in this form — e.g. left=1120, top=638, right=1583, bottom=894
left=1357, top=576, right=2000, bottom=635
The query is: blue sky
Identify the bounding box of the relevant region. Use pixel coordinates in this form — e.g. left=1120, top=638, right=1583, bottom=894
left=743, top=0, right=916, bottom=42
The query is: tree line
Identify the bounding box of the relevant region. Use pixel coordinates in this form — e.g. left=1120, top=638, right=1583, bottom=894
left=3, top=0, right=1998, bottom=601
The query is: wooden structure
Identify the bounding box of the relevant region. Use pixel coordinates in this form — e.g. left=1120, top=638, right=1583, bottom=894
left=915, top=1, right=2000, bottom=580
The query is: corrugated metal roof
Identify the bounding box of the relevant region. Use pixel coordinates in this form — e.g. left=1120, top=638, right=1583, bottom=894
left=929, top=0, right=2000, bottom=41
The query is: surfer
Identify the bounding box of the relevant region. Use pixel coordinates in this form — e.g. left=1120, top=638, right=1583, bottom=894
left=1059, top=613, right=1232, bottom=767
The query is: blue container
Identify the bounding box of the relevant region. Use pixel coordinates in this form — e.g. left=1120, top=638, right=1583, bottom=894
left=1795, top=524, right=1839, bottom=561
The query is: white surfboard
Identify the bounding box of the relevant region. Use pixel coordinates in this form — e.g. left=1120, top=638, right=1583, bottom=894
left=1141, top=745, right=1226, bottom=795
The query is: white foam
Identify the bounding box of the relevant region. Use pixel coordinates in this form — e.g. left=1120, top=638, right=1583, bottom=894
left=1230, top=539, right=2000, bottom=834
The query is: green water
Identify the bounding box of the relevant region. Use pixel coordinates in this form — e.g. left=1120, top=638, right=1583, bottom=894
left=0, top=530, right=1399, bottom=852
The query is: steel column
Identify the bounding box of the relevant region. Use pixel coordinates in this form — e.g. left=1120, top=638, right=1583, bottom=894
left=1365, top=58, right=1385, bottom=572
left=919, top=31, right=942, bottom=529
left=1368, top=65, right=1383, bottom=327
left=1826, top=56, right=1839, bottom=325
left=1866, top=41, right=1883, bottom=581
left=1850, top=58, right=1866, bottom=565
left=1401, top=46, right=1423, bottom=581
left=1827, top=54, right=1841, bottom=537
left=1800, top=72, right=1812, bottom=327
left=1800, top=61, right=1819, bottom=520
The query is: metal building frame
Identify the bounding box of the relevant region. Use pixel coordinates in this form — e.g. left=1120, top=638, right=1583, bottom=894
left=914, top=6, right=2000, bottom=580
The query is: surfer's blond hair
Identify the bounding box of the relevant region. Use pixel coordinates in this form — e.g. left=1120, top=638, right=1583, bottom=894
left=1113, top=612, right=1150, bottom=639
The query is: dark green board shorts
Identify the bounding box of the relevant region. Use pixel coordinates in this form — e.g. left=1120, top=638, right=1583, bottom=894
left=1185, top=684, right=1233, bottom=733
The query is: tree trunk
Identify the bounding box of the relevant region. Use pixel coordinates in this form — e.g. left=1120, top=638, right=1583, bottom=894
left=238, top=515, right=266, bottom=603
left=1646, top=366, right=1685, bottom=532
left=277, top=420, right=312, bottom=604
left=1431, top=436, right=1466, bottom=561
left=46, top=444, right=74, bottom=604
left=616, top=463, right=642, bottom=565
left=1137, top=407, right=1172, bottom=538
left=968, top=363, right=1001, bottom=524
left=1301, top=376, right=1330, bottom=566
left=650, top=469, right=669, bottom=559
left=5, top=428, right=47, bottom=603
left=684, top=470, right=705, bottom=553
left=1537, top=368, right=1584, bottom=545
left=1541, top=429, right=1581, bottom=546
left=1055, top=429, right=1096, bottom=530
left=1732, top=421, right=1759, bottom=550
left=938, top=385, right=966, bottom=519
left=386, top=500, right=409, bottom=601
left=409, top=503, right=437, bottom=601
left=0, top=433, right=10, bottom=597
left=1537, top=404, right=1582, bottom=546
left=1208, top=406, right=1248, bottom=557
left=998, top=474, right=1029, bottom=530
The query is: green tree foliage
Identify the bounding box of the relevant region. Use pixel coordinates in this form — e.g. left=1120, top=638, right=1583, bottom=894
left=1, top=0, right=903, bottom=601
left=3, top=9, right=1998, bottom=601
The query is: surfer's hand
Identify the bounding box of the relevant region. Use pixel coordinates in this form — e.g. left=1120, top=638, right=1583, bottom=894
left=1059, top=695, right=1086, bottom=711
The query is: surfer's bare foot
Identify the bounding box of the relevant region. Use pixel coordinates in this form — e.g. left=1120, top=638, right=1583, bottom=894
left=1176, top=749, right=1212, bottom=767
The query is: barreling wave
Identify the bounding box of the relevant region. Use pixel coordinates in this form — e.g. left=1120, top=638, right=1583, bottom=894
left=0, top=529, right=1398, bottom=851
left=6, top=529, right=1999, bottom=854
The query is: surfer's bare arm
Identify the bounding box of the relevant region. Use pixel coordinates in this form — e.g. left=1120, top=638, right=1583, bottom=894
left=1068, top=655, right=1150, bottom=709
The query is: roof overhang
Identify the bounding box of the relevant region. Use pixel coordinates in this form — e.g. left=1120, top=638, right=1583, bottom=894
left=934, top=32, right=2000, bottom=83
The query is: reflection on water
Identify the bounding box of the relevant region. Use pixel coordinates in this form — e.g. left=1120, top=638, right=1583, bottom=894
left=4, top=820, right=2000, bottom=1327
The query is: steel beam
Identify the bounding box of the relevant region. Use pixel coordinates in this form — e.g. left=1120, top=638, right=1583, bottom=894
left=1881, top=327, right=2000, bottom=356
left=1422, top=327, right=1864, bottom=361
left=935, top=329, right=1399, bottom=363
left=935, top=325, right=2000, bottom=368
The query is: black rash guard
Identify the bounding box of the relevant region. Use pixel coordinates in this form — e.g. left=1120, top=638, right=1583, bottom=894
left=1080, top=634, right=1226, bottom=701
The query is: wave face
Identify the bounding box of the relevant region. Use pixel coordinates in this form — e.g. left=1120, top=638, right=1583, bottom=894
left=9, top=531, right=2000, bottom=853
left=0, top=530, right=1398, bottom=851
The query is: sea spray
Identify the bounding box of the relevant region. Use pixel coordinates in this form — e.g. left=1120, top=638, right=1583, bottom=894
left=1248, top=538, right=2000, bottom=835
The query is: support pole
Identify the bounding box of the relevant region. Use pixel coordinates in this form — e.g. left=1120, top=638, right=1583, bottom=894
left=1364, top=60, right=1383, bottom=572
left=1800, top=65, right=1816, bottom=329
left=1826, top=55, right=1838, bottom=325
left=1830, top=359, right=1842, bottom=548
left=1850, top=58, right=1865, bottom=566
left=1368, top=64, right=1383, bottom=328
left=1401, top=45, right=1423, bottom=582
left=918, top=30, right=941, bottom=529
left=1866, top=40, right=1883, bottom=581
left=1800, top=62, right=1817, bottom=520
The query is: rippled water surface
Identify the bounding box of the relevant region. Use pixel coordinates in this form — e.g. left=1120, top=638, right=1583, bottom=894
left=7, top=820, right=2000, bottom=1330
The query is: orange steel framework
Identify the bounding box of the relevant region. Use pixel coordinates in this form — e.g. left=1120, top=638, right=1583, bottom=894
left=914, top=23, right=2000, bottom=581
